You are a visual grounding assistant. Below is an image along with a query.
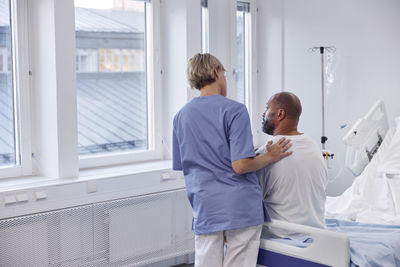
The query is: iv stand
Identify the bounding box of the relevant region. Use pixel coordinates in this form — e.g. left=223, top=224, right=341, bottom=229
left=309, top=46, right=336, bottom=156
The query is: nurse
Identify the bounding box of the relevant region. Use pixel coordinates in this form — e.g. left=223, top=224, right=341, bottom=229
left=172, top=53, right=291, bottom=267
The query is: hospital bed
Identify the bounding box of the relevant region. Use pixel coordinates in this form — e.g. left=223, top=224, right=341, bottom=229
left=257, top=100, right=400, bottom=267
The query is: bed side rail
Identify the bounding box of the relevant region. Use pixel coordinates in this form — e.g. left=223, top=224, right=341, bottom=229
left=259, top=220, right=350, bottom=267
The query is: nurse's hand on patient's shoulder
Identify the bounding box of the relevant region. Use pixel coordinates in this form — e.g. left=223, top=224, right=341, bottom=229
left=232, top=138, right=292, bottom=175
left=266, top=138, right=292, bottom=163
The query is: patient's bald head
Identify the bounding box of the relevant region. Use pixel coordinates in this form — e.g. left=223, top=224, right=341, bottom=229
left=262, top=92, right=302, bottom=136
left=274, top=92, right=302, bottom=122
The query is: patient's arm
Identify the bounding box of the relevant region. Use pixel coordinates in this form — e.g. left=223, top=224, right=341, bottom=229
left=232, top=138, right=292, bottom=175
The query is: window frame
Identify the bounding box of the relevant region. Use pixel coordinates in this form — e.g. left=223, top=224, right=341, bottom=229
left=78, top=0, right=162, bottom=169
left=0, top=0, right=33, bottom=179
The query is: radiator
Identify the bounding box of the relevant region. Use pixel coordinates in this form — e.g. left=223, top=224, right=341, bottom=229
left=0, top=189, right=194, bottom=267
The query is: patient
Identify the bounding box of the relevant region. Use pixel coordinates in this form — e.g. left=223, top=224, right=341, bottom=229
left=256, top=92, right=328, bottom=235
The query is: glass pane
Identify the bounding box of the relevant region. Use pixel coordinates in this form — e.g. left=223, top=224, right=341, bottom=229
left=75, top=0, right=148, bottom=156
left=0, top=0, right=16, bottom=167
left=236, top=8, right=246, bottom=104
left=201, top=0, right=209, bottom=53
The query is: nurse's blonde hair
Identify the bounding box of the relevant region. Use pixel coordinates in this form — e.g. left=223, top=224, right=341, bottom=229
left=187, top=53, right=225, bottom=90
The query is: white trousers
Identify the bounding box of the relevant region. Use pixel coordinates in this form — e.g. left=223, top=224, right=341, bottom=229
left=194, top=224, right=262, bottom=267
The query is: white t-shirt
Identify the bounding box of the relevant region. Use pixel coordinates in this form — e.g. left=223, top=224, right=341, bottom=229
left=256, top=134, right=328, bottom=236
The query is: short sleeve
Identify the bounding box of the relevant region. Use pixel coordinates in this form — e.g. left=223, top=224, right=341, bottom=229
left=228, top=105, right=256, bottom=162
left=172, top=118, right=183, bottom=171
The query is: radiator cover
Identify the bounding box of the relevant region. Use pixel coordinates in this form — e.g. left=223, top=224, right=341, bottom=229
left=0, top=189, right=194, bottom=266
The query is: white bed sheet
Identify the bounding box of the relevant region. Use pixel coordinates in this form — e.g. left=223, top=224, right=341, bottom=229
left=326, top=124, right=400, bottom=225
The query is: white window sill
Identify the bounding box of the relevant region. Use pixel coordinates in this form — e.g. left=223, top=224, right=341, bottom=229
left=0, top=160, right=188, bottom=219
left=0, top=160, right=174, bottom=192
left=79, top=159, right=174, bottom=180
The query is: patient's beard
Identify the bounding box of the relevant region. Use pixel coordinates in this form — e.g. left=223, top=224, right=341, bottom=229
left=262, top=119, right=275, bottom=135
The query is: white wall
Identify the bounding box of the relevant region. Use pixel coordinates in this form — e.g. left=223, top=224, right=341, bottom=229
left=160, top=0, right=189, bottom=159
left=257, top=0, right=400, bottom=196
left=208, top=0, right=235, bottom=99
left=253, top=0, right=284, bottom=145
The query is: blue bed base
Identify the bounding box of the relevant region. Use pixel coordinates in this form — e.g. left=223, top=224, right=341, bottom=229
left=257, top=248, right=330, bottom=267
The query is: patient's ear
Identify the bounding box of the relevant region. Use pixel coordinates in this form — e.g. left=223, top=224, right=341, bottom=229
left=277, top=109, right=286, bottom=121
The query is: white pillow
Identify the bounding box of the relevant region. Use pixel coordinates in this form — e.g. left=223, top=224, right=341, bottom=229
left=396, top=116, right=400, bottom=129
left=377, top=122, right=400, bottom=175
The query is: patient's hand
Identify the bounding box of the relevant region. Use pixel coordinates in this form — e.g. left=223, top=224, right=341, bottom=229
left=266, top=138, right=292, bottom=163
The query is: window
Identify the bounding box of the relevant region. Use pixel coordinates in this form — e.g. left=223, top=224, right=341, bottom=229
left=76, top=49, right=98, bottom=72
left=99, top=48, right=121, bottom=72
left=0, top=0, right=17, bottom=168
left=122, top=49, right=144, bottom=72
left=236, top=2, right=251, bottom=108
left=75, top=0, right=156, bottom=167
left=76, top=48, right=144, bottom=73
left=201, top=0, right=209, bottom=53
left=0, top=0, right=31, bottom=177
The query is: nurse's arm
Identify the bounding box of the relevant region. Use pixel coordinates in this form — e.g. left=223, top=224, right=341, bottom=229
left=232, top=138, right=292, bottom=175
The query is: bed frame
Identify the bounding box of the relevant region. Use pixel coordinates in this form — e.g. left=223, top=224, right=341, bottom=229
left=257, top=220, right=350, bottom=267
